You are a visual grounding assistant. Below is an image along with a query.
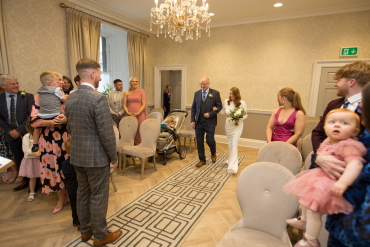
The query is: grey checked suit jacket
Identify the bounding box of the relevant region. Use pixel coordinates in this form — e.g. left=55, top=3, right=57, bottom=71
left=0, top=92, right=34, bottom=139
left=65, top=85, right=117, bottom=167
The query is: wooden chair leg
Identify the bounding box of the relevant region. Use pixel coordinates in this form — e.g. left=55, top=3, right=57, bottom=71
left=118, top=152, right=121, bottom=171
left=122, top=154, right=127, bottom=173
left=189, top=138, right=192, bottom=153
left=110, top=173, right=117, bottom=192
left=141, top=158, right=146, bottom=180
left=194, top=137, right=197, bottom=148
left=153, top=155, right=157, bottom=171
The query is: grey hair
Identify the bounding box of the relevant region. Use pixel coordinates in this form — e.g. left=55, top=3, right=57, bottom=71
left=0, top=74, right=17, bottom=86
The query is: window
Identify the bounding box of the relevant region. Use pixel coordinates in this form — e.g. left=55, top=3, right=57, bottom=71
left=97, top=23, right=129, bottom=94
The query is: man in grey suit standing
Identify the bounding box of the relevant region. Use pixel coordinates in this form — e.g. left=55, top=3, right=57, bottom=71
left=65, top=58, right=122, bottom=247
left=191, top=77, right=222, bottom=168
left=107, top=79, right=125, bottom=126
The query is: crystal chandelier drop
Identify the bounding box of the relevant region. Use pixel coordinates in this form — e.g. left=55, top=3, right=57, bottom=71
left=150, top=0, right=214, bottom=43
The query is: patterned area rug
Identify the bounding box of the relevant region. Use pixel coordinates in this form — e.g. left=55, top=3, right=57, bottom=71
left=65, top=151, right=245, bottom=247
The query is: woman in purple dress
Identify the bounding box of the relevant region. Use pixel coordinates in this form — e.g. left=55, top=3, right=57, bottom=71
left=266, top=87, right=306, bottom=146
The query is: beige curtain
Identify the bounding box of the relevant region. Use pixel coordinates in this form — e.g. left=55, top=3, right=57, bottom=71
left=0, top=0, right=13, bottom=74
left=127, top=31, right=148, bottom=90
left=66, top=8, right=101, bottom=79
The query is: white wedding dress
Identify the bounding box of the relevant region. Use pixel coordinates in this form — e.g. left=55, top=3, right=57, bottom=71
left=221, top=99, right=247, bottom=173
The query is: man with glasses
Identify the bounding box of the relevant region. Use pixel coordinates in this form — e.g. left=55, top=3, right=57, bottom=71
left=191, top=77, right=222, bottom=168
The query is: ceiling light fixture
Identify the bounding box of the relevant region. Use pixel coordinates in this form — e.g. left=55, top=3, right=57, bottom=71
left=150, top=0, right=214, bottom=43
left=274, top=3, right=283, bottom=7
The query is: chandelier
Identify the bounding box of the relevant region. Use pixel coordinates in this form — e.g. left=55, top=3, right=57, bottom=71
left=150, top=0, right=214, bottom=43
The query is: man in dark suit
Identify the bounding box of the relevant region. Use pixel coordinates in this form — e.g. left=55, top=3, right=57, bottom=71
left=191, top=77, right=222, bottom=168
left=0, top=74, right=33, bottom=187
left=311, top=61, right=370, bottom=179
left=65, top=58, right=122, bottom=246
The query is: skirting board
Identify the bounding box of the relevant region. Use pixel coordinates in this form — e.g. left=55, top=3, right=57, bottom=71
left=214, top=134, right=266, bottom=149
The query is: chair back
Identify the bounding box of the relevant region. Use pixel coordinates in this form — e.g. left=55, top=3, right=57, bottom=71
left=258, top=141, right=302, bottom=175
left=113, top=125, right=120, bottom=151
left=148, top=112, right=163, bottom=123
left=150, top=107, right=164, bottom=118
left=139, top=118, right=161, bottom=149
left=118, top=116, right=138, bottom=145
left=182, top=111, right=193, bottom=130
left=302, top=119, right=319, bottom=139
left=304, top=151, right=313, bottom=170
left=301, top=134, right=313, bottom=161
left=237, top=162, right=298, bottom=239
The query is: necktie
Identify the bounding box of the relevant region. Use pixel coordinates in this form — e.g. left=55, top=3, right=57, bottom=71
left=202, top=91, right=207, bottom=102
left=9, top=95, right=17, bottom=128
left=342, top=99, right=349, bottom=109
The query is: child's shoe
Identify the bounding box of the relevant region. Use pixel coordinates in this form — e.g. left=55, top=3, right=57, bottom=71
left=27, top=192, right=35, bottom=202
left=286, top=216, right=306, bottom=230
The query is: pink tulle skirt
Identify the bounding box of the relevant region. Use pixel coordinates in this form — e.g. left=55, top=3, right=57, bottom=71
left=283, top=168, right=354, bottom=215
left=19, top=158, right=41, bottom=178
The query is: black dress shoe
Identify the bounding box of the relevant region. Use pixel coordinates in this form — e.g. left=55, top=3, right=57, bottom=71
left=13, top=178, right=29, bottom=191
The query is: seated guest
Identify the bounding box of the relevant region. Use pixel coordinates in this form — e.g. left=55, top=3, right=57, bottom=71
left=107, top=79, right=125, bottom=126
left=266, top=87, right=306, bottom=146
left=62, top=76, right=74, bottom=95
left=0, top=74, right=34, bottom=188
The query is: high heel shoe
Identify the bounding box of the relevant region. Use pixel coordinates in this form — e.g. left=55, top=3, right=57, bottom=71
left=53, top=205, right=63, bottom=214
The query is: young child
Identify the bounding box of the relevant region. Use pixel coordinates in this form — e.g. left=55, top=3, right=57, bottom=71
left=18, top=122, right=41, bottom=201
left=283, top=109, right=366, bottom=247
left=164, top=116, right=176, bottom=129
left=32, top=71, right=66, bottom=152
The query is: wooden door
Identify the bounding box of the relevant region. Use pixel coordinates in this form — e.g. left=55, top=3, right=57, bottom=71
left=315, top=67, right=341, bottom=118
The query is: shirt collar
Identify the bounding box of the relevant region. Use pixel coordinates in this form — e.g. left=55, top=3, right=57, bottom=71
left=347, top=92, right=362, bottom=104
left=5, top=92, right=17, bottom=98
left=81, top=82, right=96, bottom=90
left=202, top=88, right=210, bottom=94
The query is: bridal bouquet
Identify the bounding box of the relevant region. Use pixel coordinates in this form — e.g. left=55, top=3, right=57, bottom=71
left=228, top=107, right=246, bottom=126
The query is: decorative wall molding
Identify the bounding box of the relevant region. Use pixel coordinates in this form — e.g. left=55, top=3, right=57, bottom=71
left=67, top=0, right=149, bottom=32
left=184, top=106, right=272, bottom=115
left=214, top=134, right=265, bottom=149
left=212, top=3, right=370, bottom=27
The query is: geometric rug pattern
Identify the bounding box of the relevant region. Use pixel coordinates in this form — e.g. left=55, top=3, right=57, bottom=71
left=65, top=151, right=245, bottom=247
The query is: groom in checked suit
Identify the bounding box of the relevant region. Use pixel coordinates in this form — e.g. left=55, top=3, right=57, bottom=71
left=65, top=58, right=122, bottom=246
left=191, top=77, right=222, bottom=168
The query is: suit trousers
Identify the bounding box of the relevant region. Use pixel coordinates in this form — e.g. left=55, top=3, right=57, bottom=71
left=195, top=121, right=216, bottom=162
left=73, top=165, right=110, bottom=240
left=6, top=135, right=24, bottom=169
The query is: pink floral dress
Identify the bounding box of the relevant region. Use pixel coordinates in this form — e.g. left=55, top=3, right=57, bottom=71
left=30, top=95, right=70, bottom=193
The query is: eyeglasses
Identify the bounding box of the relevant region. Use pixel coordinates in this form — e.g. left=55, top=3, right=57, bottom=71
left=199, top=83, right=209, bottom=86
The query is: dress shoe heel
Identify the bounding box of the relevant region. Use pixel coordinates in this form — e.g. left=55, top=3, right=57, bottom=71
left=93, top=230, right=123, bottom=247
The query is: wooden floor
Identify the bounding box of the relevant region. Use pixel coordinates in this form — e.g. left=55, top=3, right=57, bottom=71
left=0, top=142, right=259, bottom=247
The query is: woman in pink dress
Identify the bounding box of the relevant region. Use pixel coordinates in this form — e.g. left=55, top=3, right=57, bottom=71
left=266, top=87, right=306, bottom=146
left=123, top=77, right=147, bottom=145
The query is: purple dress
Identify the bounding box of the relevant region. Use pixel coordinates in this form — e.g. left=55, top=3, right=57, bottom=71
left=271, top=108, right=298, bottom=145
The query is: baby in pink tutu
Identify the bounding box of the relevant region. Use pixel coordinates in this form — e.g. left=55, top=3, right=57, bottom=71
left=283, top=108, right=367, bottom=247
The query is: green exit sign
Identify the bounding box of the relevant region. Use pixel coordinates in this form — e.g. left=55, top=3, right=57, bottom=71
left=340, top=47, right=358, bottom=56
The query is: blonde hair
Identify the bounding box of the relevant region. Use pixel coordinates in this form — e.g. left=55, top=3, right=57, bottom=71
left=40, top=71, right=58, bottom=86
left=279, top=87, right=306, bottom=114
left=129, top=77, right=139, bottom=91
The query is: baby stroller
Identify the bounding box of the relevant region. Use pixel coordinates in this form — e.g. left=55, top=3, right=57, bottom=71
left=156, top=110, right=188, bottom=165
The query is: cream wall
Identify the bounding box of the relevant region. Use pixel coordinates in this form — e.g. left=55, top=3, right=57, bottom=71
left=147, top=10, right=370, bottom=113
left=3, top=0, right=69, bottom=94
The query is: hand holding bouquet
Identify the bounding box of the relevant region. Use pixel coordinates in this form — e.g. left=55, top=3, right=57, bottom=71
left=228, top=107, right=246, bottom=126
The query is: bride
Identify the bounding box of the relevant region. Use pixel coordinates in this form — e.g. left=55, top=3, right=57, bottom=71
left=221, top=87, right=247, bottom=175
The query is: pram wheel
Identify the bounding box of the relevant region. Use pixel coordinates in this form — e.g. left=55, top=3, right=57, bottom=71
left=179, top=147, right=187, bottom=160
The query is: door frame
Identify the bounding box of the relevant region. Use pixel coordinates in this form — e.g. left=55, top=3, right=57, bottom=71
left=154, top=65, right=186, bottom=110
left=309, top=59, right=370, bottom=116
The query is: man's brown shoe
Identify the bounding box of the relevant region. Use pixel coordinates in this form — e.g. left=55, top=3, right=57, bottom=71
left=93, top=230, right=123, bottom=247
left=196, top=161, right=206, bottom=168
left=81, top=231, right=93, bottom=242
left=211, top=154, right=217, bottom=163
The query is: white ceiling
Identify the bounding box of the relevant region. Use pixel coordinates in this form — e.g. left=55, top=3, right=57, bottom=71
left=69, top=0, right=370, bottom=32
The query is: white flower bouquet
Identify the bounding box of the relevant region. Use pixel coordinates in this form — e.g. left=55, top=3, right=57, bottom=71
left=228, top=107, right=246, bottom=126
